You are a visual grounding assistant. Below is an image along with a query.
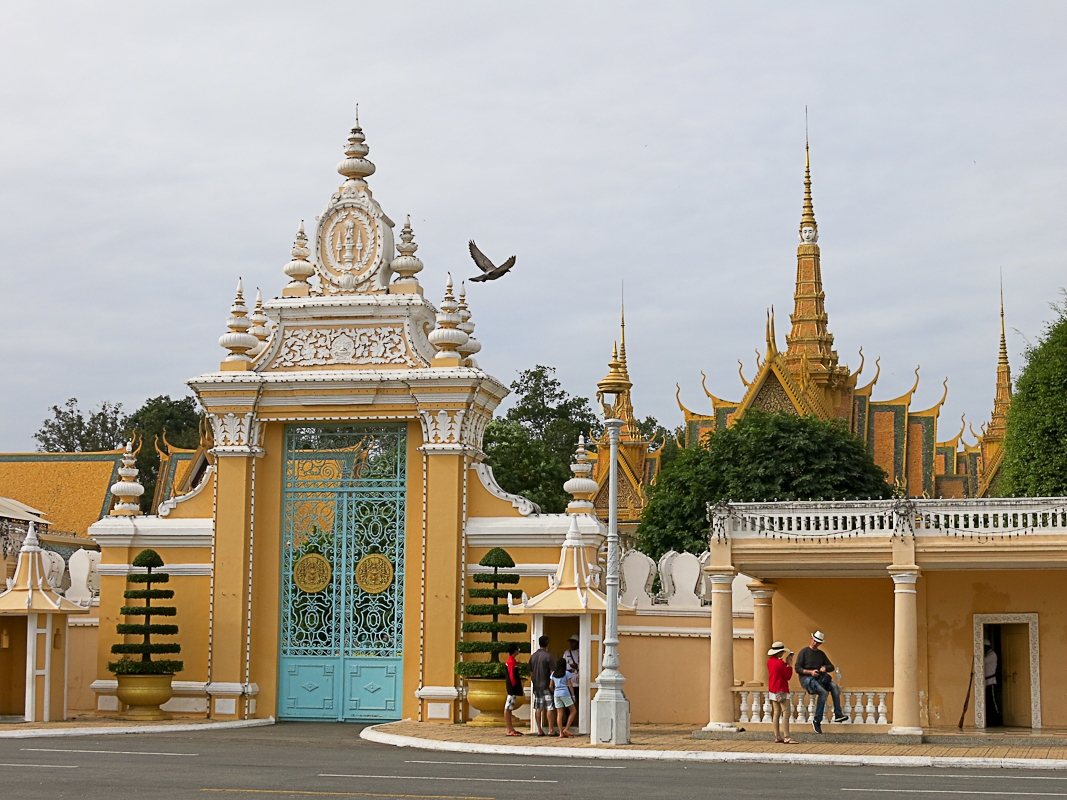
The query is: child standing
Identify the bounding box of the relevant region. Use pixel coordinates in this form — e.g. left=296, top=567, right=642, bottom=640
left=767, top=641, right=797, bottom=744
left=551, top=657, right=576, bottom=738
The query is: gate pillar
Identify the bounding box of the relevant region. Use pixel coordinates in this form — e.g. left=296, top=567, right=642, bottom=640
left=205, top=408, right=264, bottom=719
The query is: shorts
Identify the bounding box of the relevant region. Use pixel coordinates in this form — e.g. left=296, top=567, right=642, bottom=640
left=771, top=692, right=790, bottom=703
left=505, top=694, right=520, bottom=711
left=553, top=695, right=574, bottom=709
left=533, top=689, right=554, bottom=709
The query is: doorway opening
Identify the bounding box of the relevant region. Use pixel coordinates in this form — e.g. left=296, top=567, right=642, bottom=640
left=973, top=613, right=1040, bottom=729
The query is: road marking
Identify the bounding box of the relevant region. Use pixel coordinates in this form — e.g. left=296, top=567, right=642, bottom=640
left=843, top=790, right=1067, bottom=797
left=23, top=747, right=198, bottom=757
left=322, top=774, right=556, bottom=785
left=0, top=763, right=78, bottom=769
left=405, top=760, right=624, bottom=770
left=877, top=775, right=1067, bottom=782
left=201, top=790, right=492, bottom=799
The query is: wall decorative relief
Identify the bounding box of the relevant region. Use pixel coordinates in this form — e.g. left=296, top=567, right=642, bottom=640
left=270, top=326, right=419, bottom=369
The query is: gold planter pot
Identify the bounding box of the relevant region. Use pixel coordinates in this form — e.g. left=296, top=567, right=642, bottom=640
left=115, top=673, right=174, bottom=720
left=465, top=677, right=524, bottom=727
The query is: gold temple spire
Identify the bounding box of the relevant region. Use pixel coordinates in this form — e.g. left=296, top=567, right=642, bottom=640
left=988, top=283, right=1013, bottom=437
left=799, top=138, right=818, bottom=241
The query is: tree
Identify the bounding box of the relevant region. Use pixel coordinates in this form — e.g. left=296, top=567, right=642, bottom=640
left=637, top=410, right=892, bottom=558
left=34, top=398, right=127, bottom=452
left=36, top=395, right=202, bottom=512
left=1003, top=297, right=1067, bottom=495
left=455, top=547, right=529, bottom=679
left=108, top=549, right=183, bottom=675
left=125, top=396, right=202, bottom=512
left=484, top=366, right=601, bottom=514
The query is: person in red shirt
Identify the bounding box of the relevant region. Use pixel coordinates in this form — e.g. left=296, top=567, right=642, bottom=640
left=504, top=643, right=524, bottom=736
left=767, top=642, right=798, bottom=744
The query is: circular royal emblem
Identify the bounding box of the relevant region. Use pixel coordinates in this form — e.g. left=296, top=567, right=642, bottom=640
left=355, top=553, right=394, bottom=594
left=292, top=553, right=332, bottom=594
left=319, top=207, right=379, bottom=287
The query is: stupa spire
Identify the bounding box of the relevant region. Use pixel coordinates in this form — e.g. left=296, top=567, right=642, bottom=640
left=389, top=214, right=424, bottom=294
left=784, top=137, right=839, bottom=383
left=988, top=283, right=1013, bottom=438
left=109, top=440, right=145, bottom=516
left=456, top=282, right=481, bottom=367
left=336, top=108, right=376, bottom=185
left=428, top=274, right=469, bottom=367
left=218, top=278, right=259, bottom=370
left=282, top=221, right=314, bottom=297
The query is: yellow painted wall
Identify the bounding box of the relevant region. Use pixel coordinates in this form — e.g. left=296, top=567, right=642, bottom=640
left=67, top=621, right=99, bottom=713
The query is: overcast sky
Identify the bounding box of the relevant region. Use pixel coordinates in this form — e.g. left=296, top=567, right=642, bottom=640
left=1, top=3, right=1064, bottom=451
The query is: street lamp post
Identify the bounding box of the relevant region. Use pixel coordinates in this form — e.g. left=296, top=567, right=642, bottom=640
left=590, top=417, right=630, bottom=744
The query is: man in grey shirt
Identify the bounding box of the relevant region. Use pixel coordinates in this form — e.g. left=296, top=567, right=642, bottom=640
left=529, top=635, right=555, bottom=736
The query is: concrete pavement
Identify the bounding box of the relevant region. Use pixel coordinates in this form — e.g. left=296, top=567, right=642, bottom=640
left=2, top=722, right=1067, bottom=800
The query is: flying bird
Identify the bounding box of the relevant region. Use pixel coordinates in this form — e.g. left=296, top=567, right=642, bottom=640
left=468, top=240, right=517, bottom=282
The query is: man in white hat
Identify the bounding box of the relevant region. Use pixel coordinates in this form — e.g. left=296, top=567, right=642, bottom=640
left=564, top=634, right=580, bottom=716
left=794, top=630, right=848, bottom=733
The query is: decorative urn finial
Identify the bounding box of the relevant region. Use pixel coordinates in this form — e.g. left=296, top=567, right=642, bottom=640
left=282, top=221, right=315, bottom=297
left=110, top=441, right=144, bottom=516
left=248, top=288, right=270, bottom=358
left=389, top=214, right=424, bottom=294
left=218, top=278, right=260, bottom=370
left=427, top=273, right=469, bottom=367
left=564, top=435, right=599, bottom=514
left=456, top=282, right=481, bottom=367
left=336, top=109, right=376, bottom=185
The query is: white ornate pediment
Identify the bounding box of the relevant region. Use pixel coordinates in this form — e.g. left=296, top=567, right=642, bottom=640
left=314, top=184, right=394, bottom=295
left=266, top=324, right=422, bottom=370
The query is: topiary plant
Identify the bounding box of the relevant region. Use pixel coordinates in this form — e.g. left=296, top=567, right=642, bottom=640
left=455, top=547, right=529, bottom=679
left=108, top=549, right=183, bottom=675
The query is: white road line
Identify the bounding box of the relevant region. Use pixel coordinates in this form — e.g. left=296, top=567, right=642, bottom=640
left=23, top=748, right=198, bottom=757
left=843, top=790, right=1067, bottom=796
left=322, top=774, right=557, bottom=784
left=877, top=775, right=1067, bottom=782
left=405, top=760, right=624, bottom=770
left=0, top=763, right=78, bottom=769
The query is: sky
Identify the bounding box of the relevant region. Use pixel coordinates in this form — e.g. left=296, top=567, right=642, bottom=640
left=1, top=2, right=1065, bottom=451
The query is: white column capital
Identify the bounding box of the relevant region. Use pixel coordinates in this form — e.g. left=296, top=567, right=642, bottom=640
left=706, top=570, right=737, bottom=586
left=888, top=565, right=921, bottom=587
left=749, top=588, right=776, bottom=600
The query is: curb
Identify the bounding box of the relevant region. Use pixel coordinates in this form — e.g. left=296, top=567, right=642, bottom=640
left=0, top=717, right=275, bottom=739
left=360, top=723, right=1067, bottom=771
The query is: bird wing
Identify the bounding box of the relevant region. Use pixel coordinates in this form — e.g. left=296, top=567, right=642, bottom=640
left=498, top=255, right=516, bottom=272
left=468, top=240, right=496, bottom=273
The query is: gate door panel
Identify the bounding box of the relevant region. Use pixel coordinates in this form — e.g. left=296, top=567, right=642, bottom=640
left=279, top=424, right=406, bottom=721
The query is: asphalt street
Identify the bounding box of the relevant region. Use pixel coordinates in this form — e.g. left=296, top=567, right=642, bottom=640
left=0, top=723, right=1064, bottom=800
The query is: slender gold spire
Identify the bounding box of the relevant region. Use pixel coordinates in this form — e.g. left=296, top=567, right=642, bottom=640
left=799, top=139, right=818, bottom=240
left=618, top=301, right=630, bottom=381
left=988, top=282, right=1013, bottom=438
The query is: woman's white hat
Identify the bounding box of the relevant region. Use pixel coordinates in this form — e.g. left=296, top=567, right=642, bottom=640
left=768, top=641, right=788, bottom=656
left=812, top=630, right=825, bottom=643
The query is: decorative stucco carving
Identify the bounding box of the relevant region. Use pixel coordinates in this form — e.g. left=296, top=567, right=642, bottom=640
left=420, top=408, right=465, bottom=446
left=472, top=462, right=540, bottom=516
left=208, top=413, right=263, bottom=454
left=269, top=325, right=419, bottom=369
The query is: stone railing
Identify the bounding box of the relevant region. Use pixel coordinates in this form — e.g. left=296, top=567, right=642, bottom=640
left=712, top=497, right=1067, bottom=542
left=732, top=686, right=891, bottom=726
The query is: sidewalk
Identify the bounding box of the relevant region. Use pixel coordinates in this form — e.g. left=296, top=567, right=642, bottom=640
left=362, top=721, right=1067, bottom=770
left=0, top=713, right=274, bottom=739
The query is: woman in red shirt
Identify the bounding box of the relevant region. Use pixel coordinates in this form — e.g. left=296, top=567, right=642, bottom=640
left=767, top=642, right=798, bottom=744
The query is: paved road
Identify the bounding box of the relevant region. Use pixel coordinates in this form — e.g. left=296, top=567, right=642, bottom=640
left=0, top=722, right=1064, bottom=800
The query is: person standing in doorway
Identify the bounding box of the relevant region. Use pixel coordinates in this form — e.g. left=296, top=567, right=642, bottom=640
left=564, top=634, right=580, bottom=704
left=795, top=630, right=848, bottom=733
left=551, top=657, right=576, bottom=738
left=767, top=642, right=798, bottom=744
left=503, top=643, right=524, bottom=736
left=984, top=637, right=1001, bottom=726
left=529, top=635, right=556, bottom=736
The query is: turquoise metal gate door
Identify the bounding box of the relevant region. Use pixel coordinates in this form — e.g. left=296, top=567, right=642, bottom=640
left=279, top=423, right=406, bottom=721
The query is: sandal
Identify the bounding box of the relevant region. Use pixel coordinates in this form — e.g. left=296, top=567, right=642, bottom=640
left=506, top=731, right=524, bottom=736
left=774, top=738, right=784, bottom=743
left=782, top=738, right=799, bottom=744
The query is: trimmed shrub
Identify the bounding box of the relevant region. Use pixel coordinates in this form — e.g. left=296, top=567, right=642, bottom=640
left=455, top=547, right=529, bottom=679
left=107, top=548, right=183, bottom=675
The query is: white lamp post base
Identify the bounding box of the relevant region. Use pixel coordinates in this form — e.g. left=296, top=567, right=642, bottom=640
left=590, top=670, right=630, bottom=745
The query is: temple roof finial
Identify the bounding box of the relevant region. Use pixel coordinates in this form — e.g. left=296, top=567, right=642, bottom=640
left=218, top=278, right=259, bottom=369
left=337, top=110, right=376, bottom=184
left=109, top=440, right=145, bottom=516
left=800, top=134, right=818, bottom=242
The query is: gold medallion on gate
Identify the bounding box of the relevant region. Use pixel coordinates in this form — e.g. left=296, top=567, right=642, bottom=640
left=293, top=553, right=332, bottom=593
left=355, top=553, right=393, bottom=594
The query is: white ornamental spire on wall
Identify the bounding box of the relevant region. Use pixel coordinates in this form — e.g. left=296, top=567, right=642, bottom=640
left=218, top=278, right=260, bottom=370
left=456, top=282, right=481, bottom=368
left=109, top=441, right=144, bottom=516
left=428, top=274, right=469, bottom=367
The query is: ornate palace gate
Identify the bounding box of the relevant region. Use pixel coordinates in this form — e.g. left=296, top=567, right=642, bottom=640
left=278, top=424, right=406, bottom=721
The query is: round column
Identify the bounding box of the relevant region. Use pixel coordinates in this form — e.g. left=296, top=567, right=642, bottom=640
left=888, top=566, right=922, bottom=735
left=702, top=570, right=738, bottom=732
left=748, top=583, right=776, bottom=687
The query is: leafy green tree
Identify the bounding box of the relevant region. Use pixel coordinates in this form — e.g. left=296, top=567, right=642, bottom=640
left=482, top=420, right=571, bottom=513
left=1003, top=297, right=1067, bottom=495
left=125, top=396, right=202, bottom=512
left=484, top=366, right=601, bottom=514
left=34, top=398, right=127, bottom=452
left=637, top=410, right=892, bottom=558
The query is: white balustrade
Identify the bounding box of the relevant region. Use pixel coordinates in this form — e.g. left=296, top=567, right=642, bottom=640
left=733, top=687, right=892, bottom=727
